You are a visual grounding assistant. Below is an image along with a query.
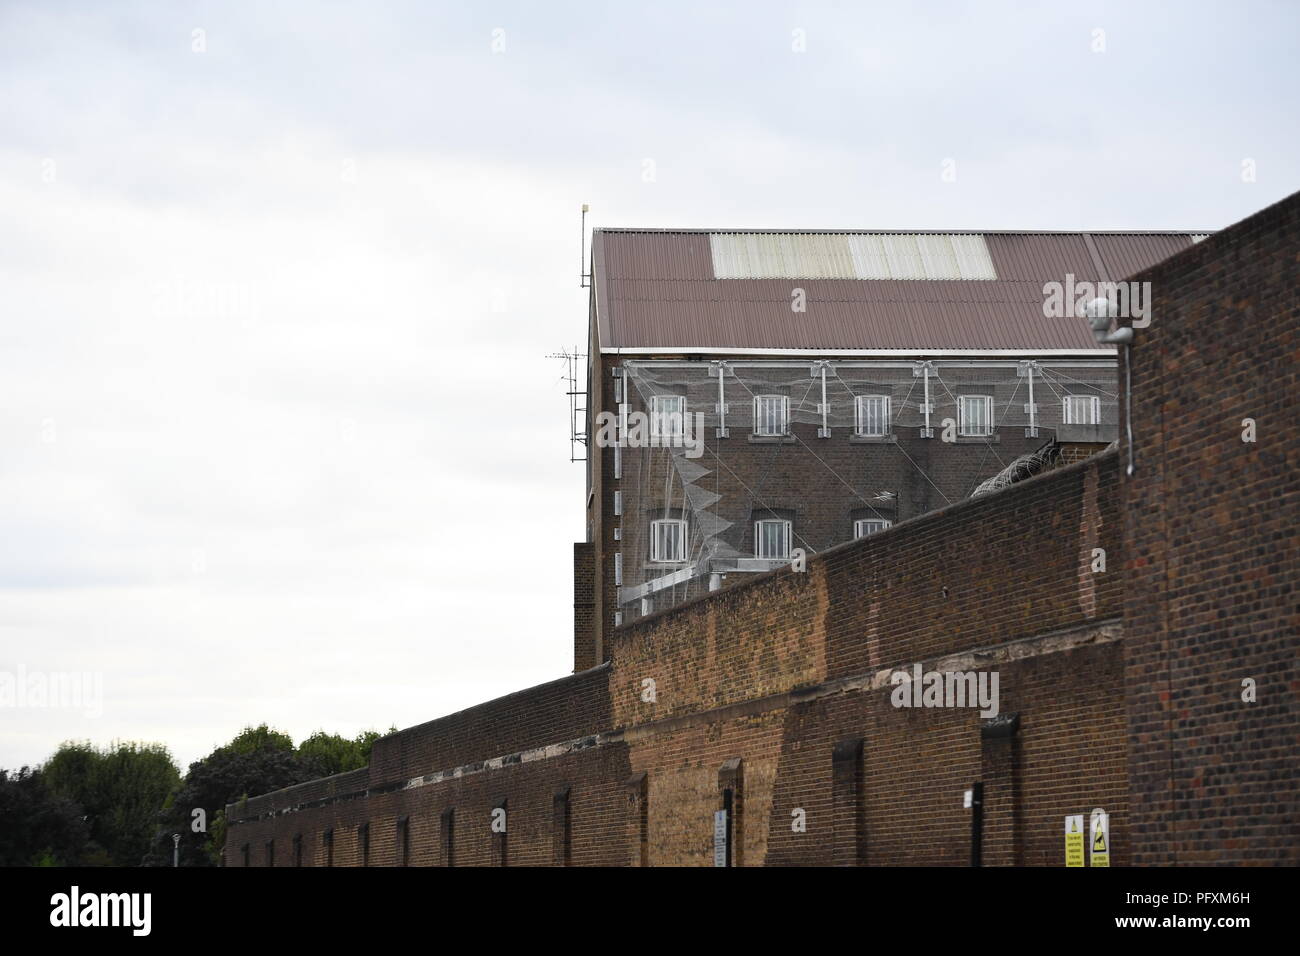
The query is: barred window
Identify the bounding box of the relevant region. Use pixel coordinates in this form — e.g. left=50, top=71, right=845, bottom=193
left=854, top=518, right=892, bottom=539
left=754, top=519, right=792, bottom=559
left=1063, top=394, right=1101, bottom=425
left=650, top=395, right=685, bottom=438
left=650, top=519, right=688, bottom=562
left=958, top=395, right=993, bottom=436
left=753, top=395, right=789, bottom=436
left=855, top=395, right=891, bottom=437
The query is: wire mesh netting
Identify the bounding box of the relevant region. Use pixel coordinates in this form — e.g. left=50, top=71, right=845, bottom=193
left=612, top=359, right=1117, bottom=621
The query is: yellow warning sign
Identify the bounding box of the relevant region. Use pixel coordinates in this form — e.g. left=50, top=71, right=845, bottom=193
left=1064, top=815, right=1084, bottom=867
left=1089, top=810, right=1110, bottom=867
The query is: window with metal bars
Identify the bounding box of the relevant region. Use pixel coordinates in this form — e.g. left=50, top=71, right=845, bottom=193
left=650, top=395, right=685, bottom=438
left=855, top=395, right=891, bottom=437
left=754, top=519, right=792, bottom=559
left=650, top=518, right=688, bottom=563
left=958, top=395, right=994, bottom=436
left=753, top=395, right=789, bottom=436
left=854, top=518, right=892, bottom=539
left=1062, top=394, right=1101, bottom=425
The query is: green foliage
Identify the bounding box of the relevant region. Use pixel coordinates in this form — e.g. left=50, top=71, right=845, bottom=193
left=295, top=728, right=387, bottom=779
left=147, top=723, right=387, bottom=866
left=41, top=741, right=180, bottom=868
left=208, top=807, right=227, bottom=862
left=224, top=724, right=295, bottom=756
left=0, top=766, right=92, bottom=866
left=13, top=723, right=388, bottom=866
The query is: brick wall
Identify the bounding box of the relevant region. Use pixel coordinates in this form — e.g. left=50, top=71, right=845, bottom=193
left=1121, top=191, right=1300, bottom=864
left=227, top=745, right=633, bottom=868
left=229, top=452, right=1129, bottom=866
left=609, top=452, right=1122, bottom=726
left=610, top=452, right=1128, bottom=865
left=225, top=666, right=625, bottom=867
left=573, top=542, right=596, bottom=671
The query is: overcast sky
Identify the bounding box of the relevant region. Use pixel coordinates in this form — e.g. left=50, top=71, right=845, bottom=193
left=2, top=1, right=1296, bottom=771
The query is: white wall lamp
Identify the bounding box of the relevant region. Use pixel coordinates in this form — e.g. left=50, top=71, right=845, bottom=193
left=1084, top=297, right=1136, bottom=475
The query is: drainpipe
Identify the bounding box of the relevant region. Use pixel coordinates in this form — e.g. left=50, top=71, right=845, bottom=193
left=713, top=361, right=730, bottom=438
left=916, top=361, right=935, bottom=437
left=815, top=361, right=830, bottom=437
left=1020, top=360, right=1038, bottom=438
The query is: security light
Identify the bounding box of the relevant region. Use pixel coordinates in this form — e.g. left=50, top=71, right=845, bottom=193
left=1084, top=296, right=1133, bottom=344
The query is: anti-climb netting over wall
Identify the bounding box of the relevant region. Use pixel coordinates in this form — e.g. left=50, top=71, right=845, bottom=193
left=612, top=359, right=1116, bottom=619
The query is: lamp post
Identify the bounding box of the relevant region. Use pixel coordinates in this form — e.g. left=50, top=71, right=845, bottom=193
left=172, top=833, right=180, bottom=868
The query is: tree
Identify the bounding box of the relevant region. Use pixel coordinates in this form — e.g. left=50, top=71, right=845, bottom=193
left=0, top=766, right=93, bottom=866
left=295, top=728, right=385, bottom=779
left=42, top=741, right=180, bottom=867
left=147, top=723, right=303, bottom=866
left=140, top=723, right=395, bottom=866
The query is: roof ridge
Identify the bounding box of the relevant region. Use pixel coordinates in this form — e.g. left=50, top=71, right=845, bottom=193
left=594, top=227, right=1214, bottom=235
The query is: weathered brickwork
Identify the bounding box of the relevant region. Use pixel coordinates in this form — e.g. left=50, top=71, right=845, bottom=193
left=1121, top=191, right=1300, bottom=865
left=225, top=667, right=630, bottom=867
left=606, top=453, right=1127, bottom=867
left=608, top=451, right=1121, bottom=728
left=573, top=542, right=596, bottom=672
left=229, top=453, right=1132, bottom=866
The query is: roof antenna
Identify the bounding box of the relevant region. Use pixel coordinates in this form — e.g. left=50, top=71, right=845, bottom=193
left=580, top=204, right=591, bottom=288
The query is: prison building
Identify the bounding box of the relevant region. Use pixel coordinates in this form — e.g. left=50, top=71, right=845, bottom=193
left=576, top=228, right=1208, bottom=666
left=224, top=195, right=1298, bottom=867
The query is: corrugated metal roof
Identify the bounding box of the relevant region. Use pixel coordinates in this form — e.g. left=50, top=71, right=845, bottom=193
left=594, top=228, right=1206, bottom=352
left=1090, top=233, right=1196, bottom=281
